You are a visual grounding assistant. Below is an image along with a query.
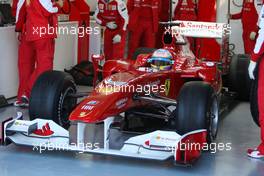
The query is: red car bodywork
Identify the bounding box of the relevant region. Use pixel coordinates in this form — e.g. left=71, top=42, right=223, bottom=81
left=69, top=38, right=222, bottom=124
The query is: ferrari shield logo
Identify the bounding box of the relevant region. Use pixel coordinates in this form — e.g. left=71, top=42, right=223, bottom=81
left=111, top=5, right=117, bottom=10
left=165, top=79, right=171, bottom=96
left=182, top=0, right=187, bottom=5
left=99, top=4, right=104, bottom=10
left=108, top=4, right=117, bottom=11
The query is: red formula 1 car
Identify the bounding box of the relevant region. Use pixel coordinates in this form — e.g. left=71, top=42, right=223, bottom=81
left=1, top=22, right=223, bottom=165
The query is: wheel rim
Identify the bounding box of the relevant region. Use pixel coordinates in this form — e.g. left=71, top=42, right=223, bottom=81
left=209, top=97, right=219, bottom=140
left=59, top=87, right=76, bottom=127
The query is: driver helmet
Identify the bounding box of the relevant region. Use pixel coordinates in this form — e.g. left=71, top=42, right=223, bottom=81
left=149, top=49, right=173, bottom=71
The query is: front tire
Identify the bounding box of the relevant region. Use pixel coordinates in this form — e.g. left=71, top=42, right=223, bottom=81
left=170, top=81, right=219, bottom=143
left=29, top=71, right=77, bottom=129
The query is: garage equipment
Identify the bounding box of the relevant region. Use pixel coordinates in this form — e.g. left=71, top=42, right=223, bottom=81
left=0, top=95, right=11, bottom=109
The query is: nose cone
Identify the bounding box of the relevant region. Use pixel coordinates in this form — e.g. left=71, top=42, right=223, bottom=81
left=70, top=72, right=137, bottom=123
left=69, top=94, right=115, bottom=123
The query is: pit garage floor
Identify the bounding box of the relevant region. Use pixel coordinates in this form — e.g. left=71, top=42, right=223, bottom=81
left=0, top=98, right=264, bottom=176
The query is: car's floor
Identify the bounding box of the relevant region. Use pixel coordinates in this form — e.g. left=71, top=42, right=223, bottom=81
left=0, top=97, right=263, bottom=176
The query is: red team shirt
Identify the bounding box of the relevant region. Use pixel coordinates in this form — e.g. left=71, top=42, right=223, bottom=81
left=95, top=0, right=128, bottom=31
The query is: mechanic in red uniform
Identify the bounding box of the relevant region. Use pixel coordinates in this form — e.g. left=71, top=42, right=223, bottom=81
left=127, top=0, right=161, bottom=60
left=155, top=0, right=169, bottom=48
left=172, top=0, right=198, bottom=21
left=13, top=0, right=69, bottom=107
left=12, top=0, right=30, bottom=106
left=94, top=0, right=128, bottom=61
left=248, top=4, right=264, bottom=159
left=172, top=0, right=198, bottom=51
left=230, top=0, right=259, bottom=54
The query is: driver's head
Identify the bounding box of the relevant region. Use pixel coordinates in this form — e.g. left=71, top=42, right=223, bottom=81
left=150, top=49, right=173, bottom=71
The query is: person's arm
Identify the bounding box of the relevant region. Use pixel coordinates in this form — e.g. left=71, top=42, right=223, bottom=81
left=13, top=0, right=26, bottom=32
left=158, top=0, right=162, bottom=15
left=252, top=29, right=264, bottom=61
left=249, top=7, right=264, bottom=80
left=59, top=0, right=71, bottom=14
left=12, top=0, right=19, bottom=17
left=253, top=5, right=264, bottom=61
left=230, top=12, right=242, bottom=19
left=38, top=0, right=59, bottom=17
left=249, top=30, right=262, bottom=80
left=173, top=0, right=182, bottom=20
left=257, top=5, right=264, bottom=27
left=230, top=0, right=244, bottom=20
left=194, top=0, right=199, bottom=17
left=127, top=0, right=134, bottom=15
left=94, top=1, right=106, bottom=26
left=117, top=0, right=129, bottom=31
left=172, top=0, right=178, bottom=19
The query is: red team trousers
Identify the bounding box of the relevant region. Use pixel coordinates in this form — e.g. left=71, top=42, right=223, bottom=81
left=252, top=42, right=264, bottom=154
left=17, top=34, right=55, bottom=98
left=104, top=29, right=126, bottom=60
left=128, top=19, right=156, bottom=59
left=258, top=58, right=264, bottom=154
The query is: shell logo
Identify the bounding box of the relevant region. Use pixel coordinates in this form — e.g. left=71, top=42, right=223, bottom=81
left=79, top=112, right=90, bottom=118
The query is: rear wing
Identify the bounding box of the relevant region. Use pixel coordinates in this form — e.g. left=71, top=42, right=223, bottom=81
left=170, top=20, right=230, bottom=39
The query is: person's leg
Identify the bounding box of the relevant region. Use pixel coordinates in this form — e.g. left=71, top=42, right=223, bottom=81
left=104, top=29, right=113, bottom=60
left=258, top=58, right=264, bottom=154
left=17, top=34, right=35, bottom=100
left=27, top=38, right=55, bottom=96
left=243, top=31, right=255, bottom=54
left=128, top=25, right=143, bottom=60
left=187, top=37, right=195, bottom=52
left=112, top=30, right=126, bottom=59
left=156, top=26, right=165, bottom=48
left=143, top=21, right=156, bottom=48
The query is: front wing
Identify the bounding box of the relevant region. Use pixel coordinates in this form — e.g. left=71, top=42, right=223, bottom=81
left=1, top=112, right=207, bottom=165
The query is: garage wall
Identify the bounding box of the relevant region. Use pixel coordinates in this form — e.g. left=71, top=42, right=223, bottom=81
left=217, top=0, right=243, bottom=54
left=86, top=0, right=97, bottom=11
left=218, top=0, right=262, bottom=54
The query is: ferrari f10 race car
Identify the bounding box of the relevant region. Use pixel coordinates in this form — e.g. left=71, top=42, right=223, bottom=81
left=0, top=21, right=238, bottom=165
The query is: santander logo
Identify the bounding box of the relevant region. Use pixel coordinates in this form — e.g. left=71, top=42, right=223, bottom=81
left=179, top=21, right=221, bottom=31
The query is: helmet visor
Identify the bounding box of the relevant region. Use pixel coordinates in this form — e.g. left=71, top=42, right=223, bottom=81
left=151, top=57, right=171, bottom=67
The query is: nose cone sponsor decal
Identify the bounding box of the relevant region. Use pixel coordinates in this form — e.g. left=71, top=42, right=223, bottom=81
left=79, top=112, right=91, bottom=118
left=116, top=98, right=128, bottom=109
left=78, top=101, right=100, bottom=118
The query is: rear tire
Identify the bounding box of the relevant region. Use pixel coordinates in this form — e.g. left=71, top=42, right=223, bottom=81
left=170, top=81, right=219, bottom=143
left=132, top=48, right=156, bottom=60
left=29, top=71, right=77, bottom=129
left=229, top=54, right=251, bottom=101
